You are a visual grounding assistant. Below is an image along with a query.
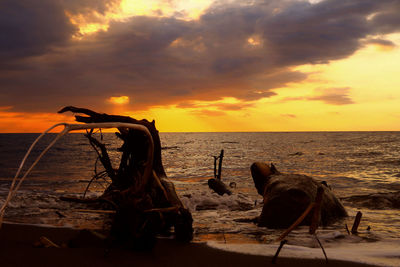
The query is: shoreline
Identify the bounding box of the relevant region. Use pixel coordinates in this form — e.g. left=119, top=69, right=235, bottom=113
left=0, top=222, right=378, bottom=267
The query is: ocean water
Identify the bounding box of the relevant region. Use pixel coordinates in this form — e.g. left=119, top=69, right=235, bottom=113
left=1, top=132, right=400, bottom=265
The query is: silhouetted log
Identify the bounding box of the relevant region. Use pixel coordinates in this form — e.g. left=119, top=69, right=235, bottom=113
left=59, top=106, right=193, bottom=246
left=208, top=178, right=232, bottom=196
left=251, top=162, right=347, bottom=228
left=208, top=149, right=231, bottom=195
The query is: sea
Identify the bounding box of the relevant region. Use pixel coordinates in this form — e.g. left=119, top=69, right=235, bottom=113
left=1, top=131, right=400, bottom=266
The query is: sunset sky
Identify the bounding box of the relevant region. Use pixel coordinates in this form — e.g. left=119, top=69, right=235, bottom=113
left=1, top=0, right=400, bottom=132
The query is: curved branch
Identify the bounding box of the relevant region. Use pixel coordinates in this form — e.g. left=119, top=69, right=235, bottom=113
left=84, top=132, right=116, bottom=182
left=59, top=106, right=166, bottom=178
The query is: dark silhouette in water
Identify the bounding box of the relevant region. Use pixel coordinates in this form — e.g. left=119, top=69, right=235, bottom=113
left=208, top=149, right=232, bottom=196
left=251, top=162, right=347, bottom=228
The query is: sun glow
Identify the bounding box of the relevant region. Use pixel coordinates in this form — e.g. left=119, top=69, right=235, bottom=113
left=68, top=0, right=213, bottom=38
left=108, top=96, right=130, bottom=105
left=247, top=36, right=262, bottom=46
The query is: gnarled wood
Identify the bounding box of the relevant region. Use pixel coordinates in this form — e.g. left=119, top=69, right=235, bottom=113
left=58, top=106, right=166, bottom=179
left=59, top=106, right=193, bottom=247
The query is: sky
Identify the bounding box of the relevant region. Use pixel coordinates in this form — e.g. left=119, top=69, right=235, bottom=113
left=1, top=0, right=400, bottom=132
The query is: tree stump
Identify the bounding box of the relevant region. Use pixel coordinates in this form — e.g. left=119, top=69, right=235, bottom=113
left=58, top=106, right=193, bottom=247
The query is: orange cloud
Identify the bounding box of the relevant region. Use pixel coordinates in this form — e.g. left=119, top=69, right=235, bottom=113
left=190, top=109, right=226, bottom=117
left=281, top=114, right=297, bottom=118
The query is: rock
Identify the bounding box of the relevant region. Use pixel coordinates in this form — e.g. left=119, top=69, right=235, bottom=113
left=251, top=162, right=347, bottom=228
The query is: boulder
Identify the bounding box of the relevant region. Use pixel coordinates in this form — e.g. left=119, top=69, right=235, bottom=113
left=251, top=162, right=347, bottom=228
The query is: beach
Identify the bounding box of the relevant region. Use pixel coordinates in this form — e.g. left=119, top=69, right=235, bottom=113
left=1, top=132, right=400, bottom=266
left=0, top=222, right=378, bottom=267
left=2, top=0, right=400, bottom=265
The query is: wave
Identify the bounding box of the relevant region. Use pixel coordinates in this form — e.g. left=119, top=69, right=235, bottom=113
left=342, top=191, right=400, bottom=209
left=181, top=192, right=254, bottom=212
left=373, top=159, right=400, bottom=166
left=162, top=146, right=179, bottom=150
left=288, top=152, right=304, bottom=156
left=346, top=151, right=384, bottom=157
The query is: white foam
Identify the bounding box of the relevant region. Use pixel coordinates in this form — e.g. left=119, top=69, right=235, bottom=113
left=207, top=240, right=400, bottom=266
left=181, top=191, right=254, bottom=212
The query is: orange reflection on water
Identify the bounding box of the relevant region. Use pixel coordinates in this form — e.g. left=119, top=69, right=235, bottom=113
left=194, top=233, right=261, bottom=244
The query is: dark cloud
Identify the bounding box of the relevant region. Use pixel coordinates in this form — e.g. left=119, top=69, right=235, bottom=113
left=365, top=38, right=397, bottom=48
left=0, top=0, right=77, bottom=62
left=370, top=3, right=400, bottom=34
left=0, top=0, right=399, bottom=112
left=0, top=0, right=120, bottom=64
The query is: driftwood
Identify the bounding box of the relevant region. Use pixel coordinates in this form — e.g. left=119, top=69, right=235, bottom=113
left=251, top=162, right=347, bottom=228
left=276, top=186, right=324, bottom=241
left=208, top=150, right=232, bottom=196
left=351, top=211, right=362, bottom=234
left=309, top=186, right=324, bottom=234
left=271, top=240, right=287, bottom=264
left=58, top=106, right=193, bottom=248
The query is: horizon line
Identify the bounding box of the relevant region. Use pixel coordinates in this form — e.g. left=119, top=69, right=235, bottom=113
left=1, top=130, right=400, bottom=134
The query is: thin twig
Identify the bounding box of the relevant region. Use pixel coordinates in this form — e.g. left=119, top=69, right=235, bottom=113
left=73, top=209, right=116, bottom=214
left=83, top=170, right=108, bottom=198
left=144, top=207, right=179, bottom=213
left=345, top=224, right=350, bottom=235
left=213, top=156, right=218, bottom=179
left=309, top=186, right=324, bottom=234
left=271, top=239, right=287, bottom=264
left=217, top=149, right=224, bottom=180
left=315, top=234, right=328, bottom=264
left=85, top=132, right=116, bottom=182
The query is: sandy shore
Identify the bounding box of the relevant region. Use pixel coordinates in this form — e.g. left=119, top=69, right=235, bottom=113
left=0, top=222, right=377, bottom=267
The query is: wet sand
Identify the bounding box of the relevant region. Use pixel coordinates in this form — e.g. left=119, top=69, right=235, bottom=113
left=0, top=222, right=377, bottom=267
